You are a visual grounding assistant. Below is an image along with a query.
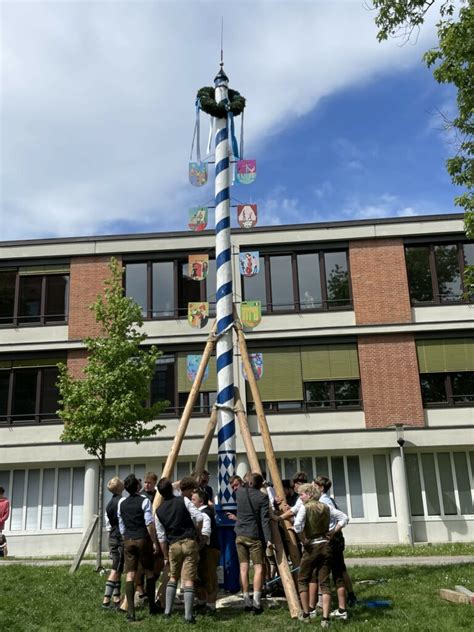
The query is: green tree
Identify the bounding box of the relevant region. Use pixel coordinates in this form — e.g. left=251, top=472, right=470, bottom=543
left=372, top=1, right=473, bottom=289
left=57, top=258, right=166, bottom=568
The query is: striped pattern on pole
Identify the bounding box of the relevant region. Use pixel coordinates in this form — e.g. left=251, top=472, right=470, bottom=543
left=215, top=74, right=236, bottom=509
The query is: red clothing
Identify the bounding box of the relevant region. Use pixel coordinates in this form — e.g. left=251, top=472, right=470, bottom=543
left=0, top=497, right=10, bottom=530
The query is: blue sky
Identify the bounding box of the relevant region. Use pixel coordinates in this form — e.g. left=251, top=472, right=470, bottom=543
left=0, top=1, right=460, bottom=241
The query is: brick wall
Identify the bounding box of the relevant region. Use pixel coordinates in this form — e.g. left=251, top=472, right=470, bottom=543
left=67, top=349, right=89, bottom=378
left=68, top=256, right=117, bottom=340
left=358, top=333, right=425, bottom=428
left=349, top=238, right=412, bottom=325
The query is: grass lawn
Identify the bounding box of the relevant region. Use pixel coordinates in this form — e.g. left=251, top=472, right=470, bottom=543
left=344, top=542, right=474, bottom=558
left=0, top=563, right=473, bottom=631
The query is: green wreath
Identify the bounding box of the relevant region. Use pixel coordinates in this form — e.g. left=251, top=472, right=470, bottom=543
left=197, top=86, right=246, bottom=118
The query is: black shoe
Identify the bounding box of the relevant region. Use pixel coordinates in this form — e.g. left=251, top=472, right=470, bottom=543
left=252, top=606, right=264, bottom=615
left=244, top=605, right=253, bottom=612
left=126, top=614, right=136, bottom=623
left=162, top=613, right=172, bottom=619
left=184, top=616, right=196, bottom=624
left=347, top=593, right=357, bottom=607
left=101, top=601, right=111, bottom=609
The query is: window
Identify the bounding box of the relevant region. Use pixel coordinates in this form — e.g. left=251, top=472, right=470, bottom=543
left=405, top=242, right=472, bottom=304
left=404, top=451, right=473, bottom=518
left=305, top=380, right=361, bottom=410
left=0, top=265, right=69, bottom=326
left=124, top=258, right=214, bottom=320
left=420, top=373, right=474, bottom=407
left=150, top=356, right=175, bottom=413
left=242, top=249, right=351, bottom=313
left=373, top=455, right=393, bottom=518
left=101, top=463, right=145, bottom=505
left=0, top=357, right=64, bottom=425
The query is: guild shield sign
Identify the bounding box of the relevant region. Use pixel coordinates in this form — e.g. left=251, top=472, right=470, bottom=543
left=188, top=207, right=208, bottom=231
left=189, top=161, right=208, bottom=187
left=239, top=251, right=259, bottom=277
left=188, top=302, right=209, bottom=329
left=236, top=159, right=256, bottom=184
left=241, top=300, right=261, bottom=328
left=188, top=254, right=209, bottom=281
left=187, top=355, right=209, bottom=383
left=237, top=204, right=258, bottom=229
left=242, top=352, right=263, bottom=381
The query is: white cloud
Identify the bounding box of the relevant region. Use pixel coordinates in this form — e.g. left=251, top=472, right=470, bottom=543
left=0, top=0, right=440, bottom=240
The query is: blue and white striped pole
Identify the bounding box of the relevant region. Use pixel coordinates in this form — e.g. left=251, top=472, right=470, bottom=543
left=214, top=64, right=236, bottom=512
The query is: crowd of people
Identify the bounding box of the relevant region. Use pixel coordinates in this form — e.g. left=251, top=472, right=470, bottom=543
left=102, top=469, right=356, bottom=627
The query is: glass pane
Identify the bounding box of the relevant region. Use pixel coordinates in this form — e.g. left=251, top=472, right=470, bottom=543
left=71, top=468, right=84, bottom=528
left=40, top=368, right=60, bottom=421
left=118, top=465, right=131, bottom=483
left=179, top=263, right=201, bottom=317
left=270, top=255, right=294, bottom=311
left=151, top=357, right=175, bottom=411
left=207, top=460, right=218, bottom=503
left=152, top=261, right=174, bottom=318
left=405, top=246, right=433, bottom=302
left=437, top=453, right=457, bottom=515
left=297, top=254, right=322, bottom=309
left=0, top=471, right=10, bottom=498
left=324, top=252, right=350, bottom=308
left=125, top=263, right=147, bottom=317
left=243, top=264, right=267, bottom=311
left=453, top=453, right=473, bottom=515
left=299, top=457, right=314, bottom=480
left=284, top=458, right=298, bottom=480
left=11, top=470, right=25, bottom=530
left=18, top=276, right=42, bottom=323
left=406, top=454, right=424, bottom=516
left=373, top=455, right=392, bottom=517
left=41, top=469, right=55, bottom=529
left=0, top=270, right=16, bottom=324
left=56, top=468, right=71, bottom=528
left=347, top=456, right=364, bottom=518
left=45, top=275, right=68, bottom=321
left=463, top=243, right=474, bottom=267
left=206, top=259, right=216, bottom=316
left=0, top=371, right=9, bottom=422
left=103, top=465, right=117, bottom=504
left=334, top=380, right=360, bottom=408
left=452, top=372, right=474, bottom=404
left=435, top=244, right=462, bottom=302
left=305, top=382, right=331, bottom=408
left=177, top=462, right=191, bottom=481
left=331, top=457, right=347, bottom=514
left=133, top=465, right=146, bottom=486
left=421, top=453, right=440, bottom=515
left=420, top=374, right=448, bottom=405
left=12, top=369, right=37, bottom=421
left=26, top=469, right=40, bottom=530
left=315, top=457, right=329, bottom=478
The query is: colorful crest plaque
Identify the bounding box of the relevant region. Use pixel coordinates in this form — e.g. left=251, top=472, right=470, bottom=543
left=236, top=159, right=256, bottom=184
left=187, top=355, right=209, bottom=383
left=242, top=353, right=264, bottom=381
left=239, top=251, right=260, bottom=277
left=188, top=207, right=208, bottom=232
left=188, top=254, right=209, bottom=281
left=241, top=300, right=261, bottom=328
left=237, top=204, right=258, bottom=229
left=188, top=161, right=208, bottom=187
left=188, top=302, right=209, bottom=329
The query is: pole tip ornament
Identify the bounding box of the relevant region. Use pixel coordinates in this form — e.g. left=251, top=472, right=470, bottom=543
left=214, top=64, right=229, bottom=86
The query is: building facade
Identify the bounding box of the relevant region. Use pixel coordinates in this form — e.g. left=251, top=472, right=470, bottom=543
left=0, top=213, right=473, bottom=556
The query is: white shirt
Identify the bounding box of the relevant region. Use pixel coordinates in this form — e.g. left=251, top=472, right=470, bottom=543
left=155, top=495, right=203, bottom=543
left=196, top=504, right=212, bottom=544
left=293, top=502, right=348, bottom=537
left=117, top=495, right=154, bottom=537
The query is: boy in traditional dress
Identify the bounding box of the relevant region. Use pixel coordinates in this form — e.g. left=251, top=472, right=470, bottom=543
left=102, top=477, right=124, bottom=609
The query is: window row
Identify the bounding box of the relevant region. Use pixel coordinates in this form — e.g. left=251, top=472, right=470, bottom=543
left=0, top=467, right=84, bottom=531
left=0, top=266, right=69, bottom=326
left=405, top=242, right=473, bottom=304
left=406, top=451, right=474, bottom=517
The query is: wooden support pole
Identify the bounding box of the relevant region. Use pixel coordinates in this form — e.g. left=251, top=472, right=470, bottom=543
left=193, top=405, right=218, bottom=481
left=234, top=316, right=301, bottom=567
left=153, top=323, right=216, bottom=514
left=234, top=387, right=302, bottom=619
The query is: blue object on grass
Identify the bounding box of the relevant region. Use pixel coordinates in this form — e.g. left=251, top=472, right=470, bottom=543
left=358, top=600, right=393, bottom=608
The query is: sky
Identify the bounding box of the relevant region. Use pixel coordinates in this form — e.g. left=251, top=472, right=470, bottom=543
left=0, top=0, right=461, bottom=242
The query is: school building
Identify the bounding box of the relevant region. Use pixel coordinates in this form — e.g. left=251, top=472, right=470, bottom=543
left=0, top=213, right=473, bottom=556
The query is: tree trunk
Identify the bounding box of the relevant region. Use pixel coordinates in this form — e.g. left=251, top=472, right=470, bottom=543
left=96, top=448, right=105, bottom=571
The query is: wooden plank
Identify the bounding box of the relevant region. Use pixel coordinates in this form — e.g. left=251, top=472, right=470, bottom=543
left=69, top=514, right=99, bottom=574
left=439, top=588, right=469, bottom=605
left=454, top=586, right=474, bottom=604
left=194, top=406, right=218, bottom=481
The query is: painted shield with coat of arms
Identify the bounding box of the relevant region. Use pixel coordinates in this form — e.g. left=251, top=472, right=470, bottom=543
left=241, top=300, right=261, bottom=328
left=236, top=159, right=256, bottom=184
left=189, top=161, right=208, bottom=187
left=188, top=302, right=209, bottom=329
left=187, top=355, right=209, bottom=383
left=188, top=254, right=209, bottom=281
left=237, top=204, right=258, bottom=229
left=188, top=207, right=208, bottom=231
left=242, top=353, right=263, bottom=381
left=239, top=251, right=259, bottom=277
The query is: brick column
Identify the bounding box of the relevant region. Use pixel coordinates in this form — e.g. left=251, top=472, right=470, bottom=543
left=358, top=333, right=425, bottom=428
